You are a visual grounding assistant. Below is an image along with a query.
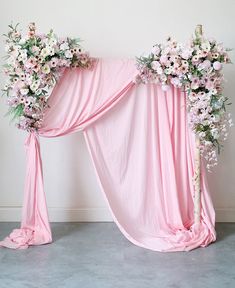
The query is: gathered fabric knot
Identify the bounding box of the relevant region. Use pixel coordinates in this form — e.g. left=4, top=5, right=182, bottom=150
left=0, top=228, right=34, bottom=249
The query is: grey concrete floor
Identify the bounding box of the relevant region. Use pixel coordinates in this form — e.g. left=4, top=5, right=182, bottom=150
left=0, top=222, right=235, bottom=288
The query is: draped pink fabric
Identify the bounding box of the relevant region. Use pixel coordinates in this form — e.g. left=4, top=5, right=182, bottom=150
left=0, top=58, right=216, bottom=251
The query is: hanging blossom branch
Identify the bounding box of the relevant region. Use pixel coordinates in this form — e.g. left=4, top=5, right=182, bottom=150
left=135, top=32, right=233, bottom=170
left=2, top=23, right=94, bottom=131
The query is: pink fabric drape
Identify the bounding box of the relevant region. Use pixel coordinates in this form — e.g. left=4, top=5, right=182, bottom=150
left=0, top=58, right=216, bottom=251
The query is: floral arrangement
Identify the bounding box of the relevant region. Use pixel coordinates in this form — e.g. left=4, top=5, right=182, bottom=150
left=135, top=29, right=233, bottom=170
left=2, top=23, right=94, bottom=131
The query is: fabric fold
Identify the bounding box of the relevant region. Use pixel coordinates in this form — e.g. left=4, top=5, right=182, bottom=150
left=0, top=58, right=216, bottom=251
left=83, top=84, right=216, bottom=252
left=0, top=132, right=52, bottom=249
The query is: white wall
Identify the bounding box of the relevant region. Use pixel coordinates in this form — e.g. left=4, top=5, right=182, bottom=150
left=0, top=0, right=234, bottom=222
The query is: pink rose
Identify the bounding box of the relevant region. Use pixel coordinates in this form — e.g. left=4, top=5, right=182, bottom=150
left=201, top=60, right=211, bottom=70
left=213, top=61, right=222, bottom=70
left=205, top=81, right=214, bottom=90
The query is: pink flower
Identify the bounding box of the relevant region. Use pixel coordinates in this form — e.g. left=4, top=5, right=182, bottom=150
left=31, top=46, right=40, bottom=55
left=192, top=55, right=199, bottom=63
left=151, top=61, right=160, bottom=70
left=181, top=49, right=193, bottom=60
left=7, top=97, right=19, bottom=107
left=25, top=57, right=37, bottom=69
left=20, top=88, right=29, bottom=95
left=50, top=57, right=59, bottom=67
left=205, top=81, right=214, bottom=90
left=191, top=77, right=200, bottom=89
left=200, top=60, right=211, bottom=70
left=213, top=61, right=222, bottom=70
left=151, top=46, right=160, bottom=55
left=160, top=55, right=168, bottom=64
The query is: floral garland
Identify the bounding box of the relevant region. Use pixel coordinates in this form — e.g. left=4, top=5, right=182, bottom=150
left=135, top=31, right=233, bottom=170
left=2, top=23, right=94, bottom=131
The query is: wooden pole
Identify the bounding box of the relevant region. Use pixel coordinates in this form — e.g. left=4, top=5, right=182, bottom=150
left=194, top=24, right=202, bottom=225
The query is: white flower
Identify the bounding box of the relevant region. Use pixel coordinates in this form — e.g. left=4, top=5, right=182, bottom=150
left=49, top=38, right=57, bottom=46
left=41, top=64, right=51, bottom=74
left=35, top=89, right=43, bottom=95
left=41, top=47, right=50, bottom=58
left=181, top=48, right=193, bottom=60
left=18, top=53, right=27, bottom=62
left=27, top=96, right=36, bottom=104
left=201, top=41, right=211, bottom=52
left=19, top=38, right=26, bottom=45
left=206, top=141, right=213, bottom=146
left=20, top=88, right=29, bottom=95
left=30, top=80, right=41, bottom=92
left=65, top=50, right=73, bottom=58
left=199, top=131, right=206, bottom=138
left=211, top=128, right=219, bottom=139
left=60, top=42, right=69, bottom=51
left=25, top=74, right=34, bottom=85
left=48, top=46, right=55, bottom=56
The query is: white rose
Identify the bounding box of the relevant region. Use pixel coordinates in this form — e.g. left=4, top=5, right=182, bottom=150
left=41, top=48, right=50, bottom=58
left=49, top=38, right=57, bottom=46
left=20, top=88, right=29, bottom=95
left=19, top=38, right=26, bottom=45
left=201, top=41, right=211, bottom=52
left=65, top=50, right=73, bottom=58
left=49, top=47, right=55, bottom=56
left=199, top=131, right=206, bottom=138
left=30, top=80, right=41, bottom=92
left=211, top=128, right=219, bottom=139
left=60, top=42, right=69, bottom=51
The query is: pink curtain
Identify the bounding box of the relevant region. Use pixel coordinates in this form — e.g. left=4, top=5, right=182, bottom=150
left=0, top=59, right=216, bottom=251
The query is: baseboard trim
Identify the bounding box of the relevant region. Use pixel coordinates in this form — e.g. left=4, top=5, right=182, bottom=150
left=215, top=208, right=235, bottom=222
left=0, top=207, right=113, bottom=222
left=0, top=207, right=234, bottom=222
